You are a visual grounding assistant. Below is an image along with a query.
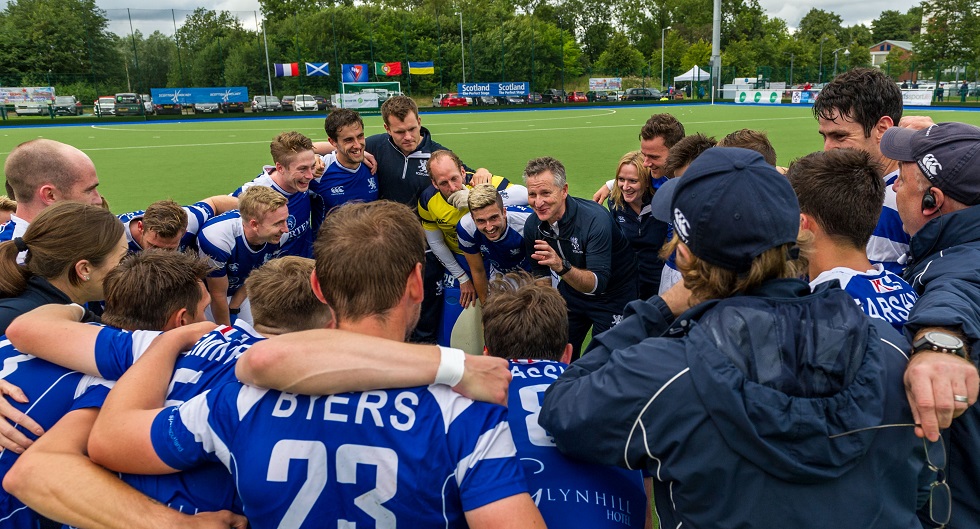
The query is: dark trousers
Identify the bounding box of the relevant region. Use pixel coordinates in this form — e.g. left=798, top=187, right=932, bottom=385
left=564, top=281, right=637, bottom=359
left=410, top=250, right=444, bottom=343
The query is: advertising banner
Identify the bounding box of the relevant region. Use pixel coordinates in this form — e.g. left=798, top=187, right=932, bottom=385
left=457, top=82, right=530, bottom=97
left=790, top=90, right=819, bottom=104
left=0, top=87, right=54, bottom=103
left=589, top=77, right=623, bottom=90
left=150, top=87, right=248, bottom=104
left=735, top=90, right=782, bottom=104
left=902, top=90, right=933, bottom=106
left=340, top=92, right=380, bottom=109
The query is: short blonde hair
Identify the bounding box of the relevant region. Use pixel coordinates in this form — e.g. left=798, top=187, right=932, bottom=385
left=270, top=131, right=314, bottom=168
left=238, top=186, right=287, bottom=222
left=246, top=256, right=332, bottom=333
left=467, top=184, right=503, bottom=212
left=0, top=196, right=16, bottom=213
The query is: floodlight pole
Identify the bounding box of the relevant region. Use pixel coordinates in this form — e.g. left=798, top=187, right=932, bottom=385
left=818, top=37, right=827, bottom=84
left=460, top=11, right=466, bottom=83
left=833, top=47, right=845, bottom=77
left=262, top=15, right=273, bottom=97
left=783, top=52, right=794, bottom=86
left=661, top=26, right=671, bottom=91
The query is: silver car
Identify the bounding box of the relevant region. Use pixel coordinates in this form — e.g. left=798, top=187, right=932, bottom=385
left=193, top=102, right=221, bottom=114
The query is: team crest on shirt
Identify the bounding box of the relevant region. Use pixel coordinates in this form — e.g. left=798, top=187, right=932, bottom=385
left=416, top=164, right=429, bottom=179
left=286, top=215, right=296, bottom=230
left=510, top=248, right=521, bottom=255
left=480, top=245, right=489, bottom=254
left=228, top=263, right=239, bottom=273
left=570, top=236, right=582, bottom=253
left=368, top=177, right=377, bottom=191
left=617, top=215, right=625, bottom=223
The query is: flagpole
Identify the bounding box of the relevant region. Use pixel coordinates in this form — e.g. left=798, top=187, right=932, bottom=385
left=459, top=11, right=465, bottom=84
left=261, top=13, right=273, bottom=97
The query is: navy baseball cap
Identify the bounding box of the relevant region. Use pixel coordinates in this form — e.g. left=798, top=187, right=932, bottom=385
left=880, top=122, right=980, bottom=206
left=667, top=147, right=800, bottom=272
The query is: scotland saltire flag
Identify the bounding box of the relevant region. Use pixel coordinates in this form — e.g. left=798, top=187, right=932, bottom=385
left=273, top=63, right=298, bottom=77
left=305, top=62, right=329, bottom=76
left=341, top=64, right=369, bottom=83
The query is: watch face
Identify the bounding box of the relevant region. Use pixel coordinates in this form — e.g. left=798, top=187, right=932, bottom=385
left=926, top=331, right=964, bottom=349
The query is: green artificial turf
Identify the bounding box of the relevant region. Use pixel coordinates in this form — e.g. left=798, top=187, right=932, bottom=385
left=3, top=103, right=980, bottom=213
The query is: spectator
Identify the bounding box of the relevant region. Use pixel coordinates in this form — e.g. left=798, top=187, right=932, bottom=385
left=540, top=147, right=922, bottom=529
left=936, top=83, right=945, bottom=102
left=961, top=81, right=969, bottom=103
left=523, top=156, right=637, bottom=355
left=880, top=122, right=980, bottom=526
left=0, top=202, right=127, bottom=334
left=607, top=151, right=669, bottom=299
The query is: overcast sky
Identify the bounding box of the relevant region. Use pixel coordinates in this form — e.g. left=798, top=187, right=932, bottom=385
left=94, top=0, right=922, bottom=32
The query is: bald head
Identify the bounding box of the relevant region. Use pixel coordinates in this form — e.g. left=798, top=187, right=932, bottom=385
left=3, top=139, right=101, bottom=218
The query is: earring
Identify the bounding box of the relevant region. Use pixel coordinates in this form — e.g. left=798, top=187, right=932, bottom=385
left=83, top=275, right=90, bottom=281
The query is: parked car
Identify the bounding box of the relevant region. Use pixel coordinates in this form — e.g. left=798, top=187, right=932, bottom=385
left=281, top=95, right=295, bottom=111
left=114, top=93, right=143, bottom=116
left=313, top=95, right=329, bottom=110
left=623, top=88, right=663, bottom=101
left=495, top=95, right=525, bottom=105
left=433, top=93, right=467, bottom=107
left=14, top=101, right=47, bottom=116
left=94, top=96, right=116, bottom=116
left=526, top=92, right=543, bottom=104
left=478, top=96, right=497, bottom=105
left=541, top=89, right=566, bottom=103
left=252, top=95, right=282, bottom=112
left=154, top=101, right=182, bottom=115
left=221, top=101, right=246, bottom=113
left=53, top=96, right=83, bottom=116
left=193, top=102, right=221, bottom=114
left=141, top=94, right=153, bottom=114
left=294, top=94, right=318, bottom=111
left=567, top=91, right=588, bottom=102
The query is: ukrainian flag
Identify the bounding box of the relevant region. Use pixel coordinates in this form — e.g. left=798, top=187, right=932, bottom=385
left=408, top=61, right=435, bottom=75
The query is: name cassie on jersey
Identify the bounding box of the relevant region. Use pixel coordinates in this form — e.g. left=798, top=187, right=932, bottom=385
left=270, top=390, right=420, bottom=431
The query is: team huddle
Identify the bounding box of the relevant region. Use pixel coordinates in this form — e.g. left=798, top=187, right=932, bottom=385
left=0, top=66, right=978, bottom=529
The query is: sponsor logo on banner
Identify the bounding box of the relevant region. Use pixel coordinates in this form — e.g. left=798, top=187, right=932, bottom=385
left=339, top=92, right=380, bottom=109
left=457, top=82, right=529, bottom=97
left=151, top=87, right=248, bottom=104
left=902, top=89, right=933, bottom=107
left=734, top=90, right=782, bottom=105
left=588, top=77, right=623, bottom=90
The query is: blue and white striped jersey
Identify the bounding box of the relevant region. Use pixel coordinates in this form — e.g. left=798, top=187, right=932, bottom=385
left=150, top=381, right=528, bottom=529
left=810, top=265, right=918, bottom=333
left=869, top=171, right=911, bottom=275
left=310, top=155, right=378, bottom=211
left=118, top=201, right=216, bottom=254
left=234, top=169, right=313, bottom=258
left=0, top=327, right=156, bottom=528
left=508, top=360, right=647, bottom=528
left=457, top=206, right=533, bottom=279
left=0, top=214, right=28, bottom=243
left=198, top=211, right=281, bottom=296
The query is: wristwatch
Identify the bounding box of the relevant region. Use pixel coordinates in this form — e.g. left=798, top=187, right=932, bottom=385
left=912, top=331, right=968, bottom=360
left=557, top=259, right=572, bottom=276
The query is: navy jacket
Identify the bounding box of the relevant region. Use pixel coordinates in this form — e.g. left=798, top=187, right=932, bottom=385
left=0, top=276, right=98, bottom=335
left=609, top=199, right=669, bottom=299
left=541, top=279, right=922, bottom=529
left=524, top=196, right=637, bottom=302
left=904, top=206, right=980, bottom=528
left=366, top=127, right=461, bottom=207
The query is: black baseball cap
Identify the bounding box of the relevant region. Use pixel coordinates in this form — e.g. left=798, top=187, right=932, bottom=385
left=666, top=147, right=799, bottom=272
left=880, top=122, right=980, bottom=206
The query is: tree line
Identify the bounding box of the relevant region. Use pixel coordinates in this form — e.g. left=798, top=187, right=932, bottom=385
left=0, top=0, right=977, bottom=104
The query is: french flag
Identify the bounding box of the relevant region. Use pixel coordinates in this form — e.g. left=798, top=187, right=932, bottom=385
left=274, top=63, right=299, bottom=77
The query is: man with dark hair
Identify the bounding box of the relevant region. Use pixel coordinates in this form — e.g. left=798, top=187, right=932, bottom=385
left=592, top=113, right=686, bottom=203
left=541, top=147, right=922, bottom=529
left=311, top=108, right=377, bottom=211
left=812, top=67, right=908, bottom=274
left=0, top=140, right=104, bottom=253
left=788, top=149, right=917, bottom=333
left=881, top=122, right=980, bottom=527
left=482, top=271, right=648, bottom=528
left=87, top=201, right=546, bottom=529
left=523, top=156, right=637, bottom=355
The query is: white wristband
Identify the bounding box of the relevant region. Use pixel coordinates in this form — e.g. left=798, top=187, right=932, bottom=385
left=67, top=303, right=86, bottom=322
left=435, top=346, right=466, bottom=387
